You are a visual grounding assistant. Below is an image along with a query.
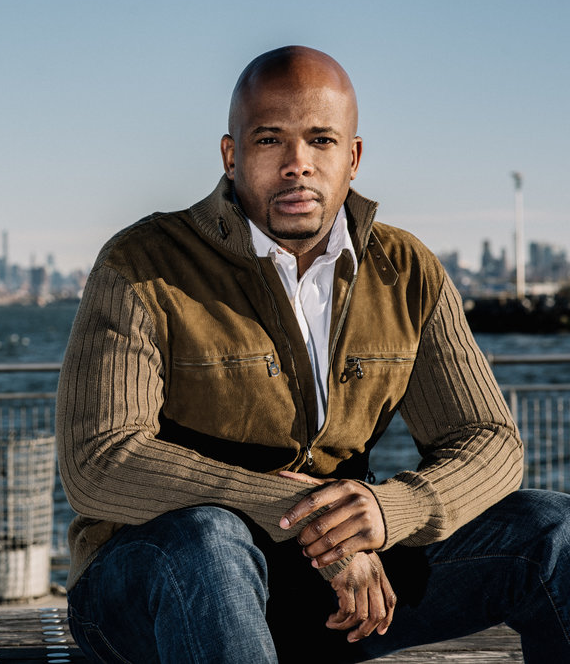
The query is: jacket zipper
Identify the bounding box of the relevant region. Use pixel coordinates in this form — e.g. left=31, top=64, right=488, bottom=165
left=175, top=353, right=281, bottom=377
left=304, top=264, right=361, bottom=467
left=345, top=355, right=412, bottom=379
left=303, top=221, right=377, bottom=467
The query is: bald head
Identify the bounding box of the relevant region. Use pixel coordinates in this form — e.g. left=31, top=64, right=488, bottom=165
left=228, top=46, right=358, bottom=138
left=220, top=46, right=363, bottom=267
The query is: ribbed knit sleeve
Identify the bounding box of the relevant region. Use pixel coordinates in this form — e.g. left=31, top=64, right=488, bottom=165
left=369, top=274, right=524, bottom=549
left=56, top=265, right=349, bottom=585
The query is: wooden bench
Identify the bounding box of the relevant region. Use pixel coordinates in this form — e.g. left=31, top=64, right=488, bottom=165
left=1, top=606, right=522, bottom=662
left=0, top=606, right=86, bottom=662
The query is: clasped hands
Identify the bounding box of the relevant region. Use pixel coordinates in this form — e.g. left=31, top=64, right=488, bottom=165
left=279, top=471, right=396, bottom=643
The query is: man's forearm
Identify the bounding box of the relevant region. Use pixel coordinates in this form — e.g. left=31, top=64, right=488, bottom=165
left=370, top=275, right=523, bottom=550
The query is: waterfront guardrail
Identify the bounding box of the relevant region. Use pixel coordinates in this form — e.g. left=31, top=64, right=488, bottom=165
left=1, top=358, right=569, bottom=587
left=1, top=358, right=570, bottom=493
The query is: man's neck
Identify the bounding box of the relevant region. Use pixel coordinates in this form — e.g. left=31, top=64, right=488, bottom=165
left=293, top=231, right=332, bottom=279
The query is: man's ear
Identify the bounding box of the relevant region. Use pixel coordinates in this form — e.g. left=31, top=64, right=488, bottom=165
left=350, top=136, right=363, bottom=180
left=220, top=134, right=236, bottom=180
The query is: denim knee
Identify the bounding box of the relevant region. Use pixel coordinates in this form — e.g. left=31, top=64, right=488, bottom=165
left=501, top=490, right=570, bottom=576
left=520, top=490, right=570, bottom=580
left=143, top=506, right=258, bottom=556
left=68, top=506, right=276, bottom=663
left=128, top=506, right=270, bottom=596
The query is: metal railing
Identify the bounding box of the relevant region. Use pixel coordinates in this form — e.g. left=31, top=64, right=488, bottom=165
left=503, top=385, right=570, bottom=492
left=0, top=364, right=59, bottom=438
left=0, top=357, right=569, bottom=584
left=1, top=358, right=570, bottom=495
left=485, top=353, right=570, bottom=493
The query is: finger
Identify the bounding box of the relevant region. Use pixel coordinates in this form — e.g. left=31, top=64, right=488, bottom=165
left=311, top=532, right=372, bottom=568
left=347, top=584, right=384, bottom=642
left=376, top=573, right=397, bottom=636
left=326, top=586, right=356, bottom=630
left=340, top=584, right=370, bottom=635
left=297, top=492, right=383, bottom=555
left=297, top=502, right=355, bottom=551
left=280, top=482, right=343, bottom=530
left=300, top=505, right=379, bottom=560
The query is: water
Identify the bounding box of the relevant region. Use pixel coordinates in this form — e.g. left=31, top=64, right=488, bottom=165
left=2, top=303, right=570, bottom=584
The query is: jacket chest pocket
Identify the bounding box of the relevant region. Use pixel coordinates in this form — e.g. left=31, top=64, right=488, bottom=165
left=331, top=351, right=418, bottom=438
left=173, top=352, right=281, bottom=377
left=341, top=353, right=416, bottom=382
left=165, top=350, right=296, bottom=444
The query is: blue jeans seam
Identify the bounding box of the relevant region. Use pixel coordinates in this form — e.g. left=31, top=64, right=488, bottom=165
left=538, top=575, right=570, bottom=646
left=156, top=546, right=199, bottom=663
left=68, top=611, right=134, bottom=664
left=108, top=540, right=200, bottom=663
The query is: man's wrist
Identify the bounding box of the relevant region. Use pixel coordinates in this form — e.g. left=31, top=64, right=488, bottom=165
left=317, top=554, right=355, bottom=581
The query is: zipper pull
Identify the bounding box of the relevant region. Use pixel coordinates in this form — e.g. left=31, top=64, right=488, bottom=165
left=344, top=357, right=364, bottom=381
left=306, top=447, right=314, bottom=466
left=266, top=356, right=281, bottom=377
left=354, top=357, right=364, bottom=379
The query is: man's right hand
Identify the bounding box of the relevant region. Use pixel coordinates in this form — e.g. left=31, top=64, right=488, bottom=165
left=326, top=550, right=396, bottom=643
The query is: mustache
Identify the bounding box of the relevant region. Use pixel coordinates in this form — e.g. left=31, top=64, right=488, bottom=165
left=269, top=186, right=325, bottom=204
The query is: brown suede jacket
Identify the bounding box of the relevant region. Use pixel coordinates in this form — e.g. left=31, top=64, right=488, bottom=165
left=56, top=176, right=523, bottom=589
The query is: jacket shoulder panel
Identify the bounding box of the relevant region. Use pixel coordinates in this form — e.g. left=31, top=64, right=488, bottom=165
left=371, top=221, right=445, bottom=313
left=94, top=209, right=206, bottom=287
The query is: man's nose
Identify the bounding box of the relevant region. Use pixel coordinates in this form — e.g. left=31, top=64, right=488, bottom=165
left=280, top=141, right=314, bottom=179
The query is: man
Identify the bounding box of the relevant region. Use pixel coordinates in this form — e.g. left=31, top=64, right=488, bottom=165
left=57, top=46, right=570, bottom=663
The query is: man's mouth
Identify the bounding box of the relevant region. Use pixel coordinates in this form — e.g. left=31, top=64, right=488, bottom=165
left=272, top=189, right=322, bottom=215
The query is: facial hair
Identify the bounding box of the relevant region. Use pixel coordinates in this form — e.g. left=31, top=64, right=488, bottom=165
left=266, top=186, right=326, bottom=241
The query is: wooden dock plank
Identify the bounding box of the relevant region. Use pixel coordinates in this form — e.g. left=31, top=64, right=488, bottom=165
left=363, top=624, right=522, bottom=662
left=0, top=607, right=87, bottom=662
left=1, top=607, right=521, bottom=662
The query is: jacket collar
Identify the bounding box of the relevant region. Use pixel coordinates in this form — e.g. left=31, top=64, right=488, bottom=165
left=188, top=175, right=389, bottom=274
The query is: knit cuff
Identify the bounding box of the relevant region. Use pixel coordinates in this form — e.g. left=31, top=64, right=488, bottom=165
left=317, top=554, right=355, bottom=581
left=355, top=478, right=426, bottom=550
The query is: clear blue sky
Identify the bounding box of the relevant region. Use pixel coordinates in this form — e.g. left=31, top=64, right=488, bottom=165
left=2, top=0, right=569, bottom=272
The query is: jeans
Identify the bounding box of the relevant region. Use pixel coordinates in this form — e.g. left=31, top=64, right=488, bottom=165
left=68, top=490, right=570, bottom=663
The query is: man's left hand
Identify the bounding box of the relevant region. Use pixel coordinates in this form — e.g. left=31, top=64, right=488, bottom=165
left=328, top=550, right=396, bottom=642
left=279, top=471, right=386, bottom=568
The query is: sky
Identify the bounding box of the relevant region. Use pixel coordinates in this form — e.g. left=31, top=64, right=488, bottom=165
left=1, top=0, right=569, bottom=273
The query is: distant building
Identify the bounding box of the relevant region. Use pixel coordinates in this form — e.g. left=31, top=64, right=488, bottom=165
left=439, top=250, right=460, bottom=280
left=30, top=266, right=49, bottom=303
left=480, top=240, right=508, bottom=280
left=528, top=242, right=570, bottom=283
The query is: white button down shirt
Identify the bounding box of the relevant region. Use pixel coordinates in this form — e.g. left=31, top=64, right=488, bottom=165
left=248, top=207, right=357, bottom=429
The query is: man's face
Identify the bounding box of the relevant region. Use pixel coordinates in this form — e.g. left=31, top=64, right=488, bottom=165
left=221, top=74, right=362, bottom=253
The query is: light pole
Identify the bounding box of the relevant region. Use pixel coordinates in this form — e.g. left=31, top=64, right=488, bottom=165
left=512, top=171, right=525, bottom=300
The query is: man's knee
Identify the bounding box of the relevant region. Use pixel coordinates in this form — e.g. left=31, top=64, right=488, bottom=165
left=500, top=490, right=570, bottom=575
left=131, top=506, right=267, bottom=583
left=503, top=489, right=570, bottom=534
left=147, top=506, right=256, bottom=552
left=69, top=507, right=273, bottom=662
left=75, top=505, right=270, bottom=618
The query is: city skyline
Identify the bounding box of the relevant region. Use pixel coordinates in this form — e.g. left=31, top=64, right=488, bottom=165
left=2, top=1, right=569, bottom=272
left=2, top=224, right=570, bottom=307
left=2, top=226, right=567, bottom=285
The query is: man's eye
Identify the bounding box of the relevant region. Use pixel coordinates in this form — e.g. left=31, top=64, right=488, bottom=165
left=313, top=137, right=335, bottom=145
left=258, top=137, right=278, bottom=145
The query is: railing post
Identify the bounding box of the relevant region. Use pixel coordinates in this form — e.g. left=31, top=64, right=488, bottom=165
left=0, top=431, right=56, bottom=601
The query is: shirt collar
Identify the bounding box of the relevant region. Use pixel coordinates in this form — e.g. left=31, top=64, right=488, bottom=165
left=248, top=206, right=357, bottom=274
